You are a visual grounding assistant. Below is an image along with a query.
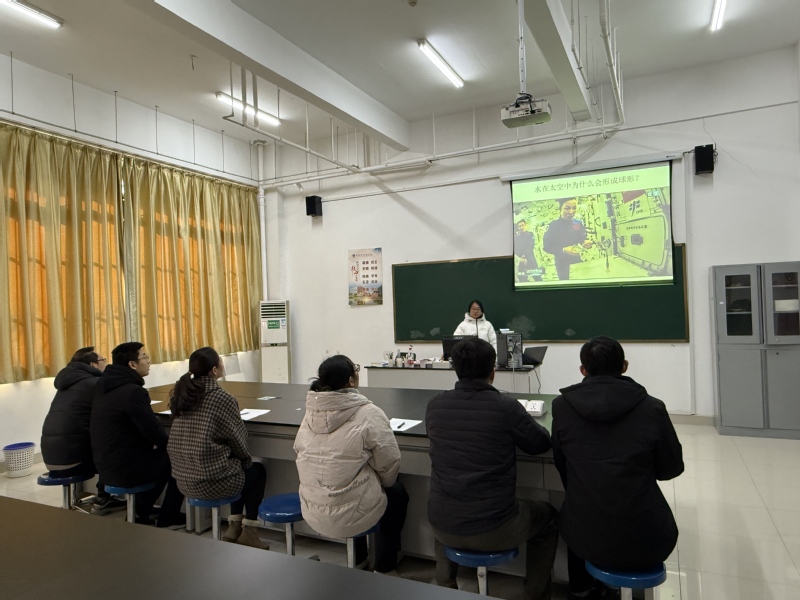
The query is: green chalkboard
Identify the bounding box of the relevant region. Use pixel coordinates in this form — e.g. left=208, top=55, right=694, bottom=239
left=393, top=244, right=688, bottom=343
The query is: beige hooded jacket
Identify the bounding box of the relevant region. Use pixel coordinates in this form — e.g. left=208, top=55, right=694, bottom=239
left=294, top=388, right=400, bottom=539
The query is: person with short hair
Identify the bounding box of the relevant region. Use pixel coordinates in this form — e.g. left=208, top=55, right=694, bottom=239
left=426, top=337, right=558, bottom=600
left=543, top=198, right=593, bottom=280
left=552, top=336, right=684, bottom=600
left=41, top=347, right=126, bottom=515
left=294, top=355, right=409, bottom=573
left=167, top=347, right=268, bottom=549
left=90, top=342, right=185, bottom=527
left=453, top=299, right=498, bottom=353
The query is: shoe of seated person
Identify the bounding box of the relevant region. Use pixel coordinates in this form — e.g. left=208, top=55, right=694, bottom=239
left=91, top=496, right=127, bottom=516
left=156, top=513, right=187, bottom=530
left=236, top=519, right=269, bottom=550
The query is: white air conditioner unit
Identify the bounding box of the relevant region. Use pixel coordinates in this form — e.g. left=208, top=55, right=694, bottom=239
left=260, top=300, right=291, bottom=383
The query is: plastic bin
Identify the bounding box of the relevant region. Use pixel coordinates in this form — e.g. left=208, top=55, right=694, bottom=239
left=3, top=442, right=35, bottom=478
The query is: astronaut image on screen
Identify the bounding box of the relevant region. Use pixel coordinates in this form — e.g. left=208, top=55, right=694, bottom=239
left=512, top=163, right=674, bottom=289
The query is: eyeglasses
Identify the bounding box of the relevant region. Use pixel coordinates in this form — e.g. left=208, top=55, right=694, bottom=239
left=97, top=357, right=107, bottom=363
left=353, top=364, right=361, bottom=373
left=136, top=353, right=150, bottom=362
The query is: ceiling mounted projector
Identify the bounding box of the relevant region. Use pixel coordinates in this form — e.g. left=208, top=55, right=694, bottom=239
left=501, top=94, right=552, bottom=128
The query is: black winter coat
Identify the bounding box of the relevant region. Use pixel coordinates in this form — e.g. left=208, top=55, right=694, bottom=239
left=426, top=379, right=552, bottom=536
left=552, top=375, right=684, bottom=569
left=90, top=365, right=169, bottom=487
left=40, top=362, right=103, bottom=467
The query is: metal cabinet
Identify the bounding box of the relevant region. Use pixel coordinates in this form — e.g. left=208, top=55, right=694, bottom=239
left=713, top=262, right=800, bottom=439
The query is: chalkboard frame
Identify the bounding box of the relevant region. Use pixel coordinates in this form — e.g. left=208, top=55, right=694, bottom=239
left=392, top=243, right=689, bottom=344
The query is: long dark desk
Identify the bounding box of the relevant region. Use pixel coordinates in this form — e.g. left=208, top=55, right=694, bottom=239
left=147, top=382, right=565, bottom=578
left=0, top=496, right=466, bottom=600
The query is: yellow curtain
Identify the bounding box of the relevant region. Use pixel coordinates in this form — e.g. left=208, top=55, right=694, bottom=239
left=0, top=124, right=124, bottom=383
left=119, top=157, right=261, bottom=364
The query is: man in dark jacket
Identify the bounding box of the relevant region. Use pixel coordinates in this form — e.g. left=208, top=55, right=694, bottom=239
left=552, top=336, right=683, bottom=600
left=41, top=347, right=125, bottom=515
left=90, top=342, right=184, bottom=527
left=426, top=337, right=558, bottom=600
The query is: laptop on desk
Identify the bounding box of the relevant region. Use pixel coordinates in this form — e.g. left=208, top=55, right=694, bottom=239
left=522, top=346, right=548, bottom=367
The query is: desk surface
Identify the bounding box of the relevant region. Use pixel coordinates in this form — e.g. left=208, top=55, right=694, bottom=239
left=0, top=496, right=466, bottom=600
left=148, top=382, right=554, bottom=437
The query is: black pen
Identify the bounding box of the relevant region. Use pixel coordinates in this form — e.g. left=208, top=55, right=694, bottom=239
left=396, top=421, right=405, bottom=429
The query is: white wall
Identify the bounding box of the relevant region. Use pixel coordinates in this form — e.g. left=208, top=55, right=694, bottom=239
left=0, top=53, right=257, bottom=184
left=271, top=47, right=800, bottom=417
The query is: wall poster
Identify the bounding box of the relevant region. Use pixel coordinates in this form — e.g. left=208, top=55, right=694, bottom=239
left=349, top=248, right=383, bottom=306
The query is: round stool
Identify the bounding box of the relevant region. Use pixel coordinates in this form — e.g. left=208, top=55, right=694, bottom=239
left=37, top=471, right=94, bottom=512
left=188, top=494, right=242, bottom=541
left=444, top=547, right=520, bottom=596
left=105, top=482, right=157, bottom=525
left=346, top=522, right=379, bottom=569
left=258, top=493, right=303, bottom=555
left=585, top=561, right=667, bottom=600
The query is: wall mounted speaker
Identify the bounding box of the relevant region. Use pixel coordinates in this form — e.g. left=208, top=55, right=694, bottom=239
left=694, top=144, right=715, bottom=174
left=305, top=195, right=322, bottom=217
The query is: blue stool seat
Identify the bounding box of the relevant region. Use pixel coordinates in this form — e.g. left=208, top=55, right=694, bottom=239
left=103, top=483, right=157, bottom=525
left=443, top=547, right=519, bottom=595
left=105, top=482, right=157, bottom=496
left=188, top=494, right=241, bottom=508
left=38, top=471, right=95, bottom=511
left=258, top=493, right=302, bottom=523
left=259, top=493, right=303, bottom=555
left=585, top=562, right=667, bottom=590
left=37, top=472, right=94, bottom=486
left=444, top=547, right=519, bottom=568
left=187, top=494, right=241, bottom=540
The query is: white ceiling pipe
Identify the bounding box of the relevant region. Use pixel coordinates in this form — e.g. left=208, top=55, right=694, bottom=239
left=599, top=0, right=624, bottom=126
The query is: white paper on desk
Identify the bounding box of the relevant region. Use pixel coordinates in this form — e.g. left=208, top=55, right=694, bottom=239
left=239, top=409, right=270, bottom=421
left=389, top=418, right=422, bottom=432
left=158, top=409, right=171, bottom=415
left=150, top=400, right=161, bottom=405
left=257, top=396, right=277, bottom=401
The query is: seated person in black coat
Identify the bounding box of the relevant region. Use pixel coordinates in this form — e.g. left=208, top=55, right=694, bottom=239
left=90, top=342, right=184, bottom=527
left=552, top=336, right=684, bottom=600
left=40, top=346, right=125, bottom=515
left=426, top=337, right=558, bottom=600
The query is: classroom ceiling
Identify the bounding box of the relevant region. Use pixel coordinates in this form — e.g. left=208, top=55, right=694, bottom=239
left=1, top=0, right=799, bottom=147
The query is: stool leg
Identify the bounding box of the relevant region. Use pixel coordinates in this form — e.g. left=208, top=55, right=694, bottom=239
left=367, top=532, right=376, bottom=572
left=61, top=485, right=71, bottom=510
left=644, top=589, right=655, bottom=600
left=186, top=502, right=195, bottom=532
left=620, top=588, right=633, bottom=600
left=212, top=506, right=221, bottom=540
left=127, top=494, right=136, bottom=524
left=477, top=566, right=488, bottom=596
left=285, top=522, right=295, bottom=556
left=346, top=538, right=356, bottom=568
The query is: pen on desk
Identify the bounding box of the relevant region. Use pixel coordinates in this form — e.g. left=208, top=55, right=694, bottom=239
left=396, top=422, right=405, bottom=429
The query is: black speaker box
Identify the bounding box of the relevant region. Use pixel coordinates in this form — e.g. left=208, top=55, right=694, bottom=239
left=694, top=144, right=715, bottom=174
left=305, top=195, right=322, bottom=217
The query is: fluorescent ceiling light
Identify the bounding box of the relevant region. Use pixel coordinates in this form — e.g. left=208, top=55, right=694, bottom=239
left=417, top=39, right=464, bottom=88
left=2, top=0, right=63, bottom=28
left=710, top=0, right=727, bottom=32
left=215, top=92, right=281, bottom=127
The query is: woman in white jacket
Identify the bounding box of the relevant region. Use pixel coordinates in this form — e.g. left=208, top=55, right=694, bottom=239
left=294, top=355, right=409, bottom=573
left=454, top=299, right=498, bottom=352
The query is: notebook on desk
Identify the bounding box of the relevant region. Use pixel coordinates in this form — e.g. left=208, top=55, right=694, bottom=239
left=522, top=346, right=548, bottom=367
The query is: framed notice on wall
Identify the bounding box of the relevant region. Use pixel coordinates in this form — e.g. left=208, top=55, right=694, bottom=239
left=349, top=248, right=383, bottom=306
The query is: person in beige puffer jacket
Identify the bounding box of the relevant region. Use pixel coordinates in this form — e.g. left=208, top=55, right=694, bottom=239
left=294, top=355, right=408, bottom=573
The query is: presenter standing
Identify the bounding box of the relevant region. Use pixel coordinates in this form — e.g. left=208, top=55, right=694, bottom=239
left=543, top=198, right=593, bottom=280
left=454, top=300, right=498, bottom=353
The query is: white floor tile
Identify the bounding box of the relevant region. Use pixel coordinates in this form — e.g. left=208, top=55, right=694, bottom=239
left=652, top=569, right=681, bottom=600
left=680, top=568, right=800, bottom=600
left=783, top=537, right=800, bottom=571
left=771, top=509, right=800, bottom=539
left=677, top=529, right=800, bottom=586
left=755, top=481, right=800, bottom=513
left=678, top=435, right=742, bottom=462
left=681, top=458, right=751, bottom=480
left=731, top=435, right=800, bottom=449
left=673, top=425, right=721, bottom=438
left=674, top=473, right=765, bottom=509
left=675, top=502, right=781, bottom=540
left=737, top=444, right=800, bottom=469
